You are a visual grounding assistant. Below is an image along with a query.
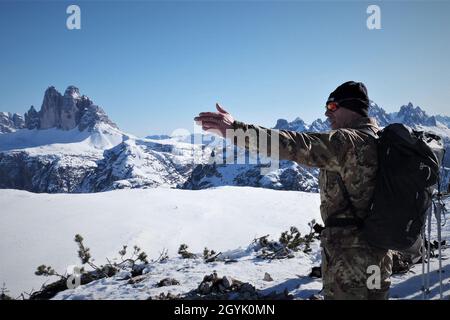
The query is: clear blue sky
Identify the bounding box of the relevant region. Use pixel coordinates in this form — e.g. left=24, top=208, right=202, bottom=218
left=1, top=0, right=450, bottom=136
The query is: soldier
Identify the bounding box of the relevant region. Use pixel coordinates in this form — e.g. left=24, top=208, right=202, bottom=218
left=194, top=81, right=393, bottom=300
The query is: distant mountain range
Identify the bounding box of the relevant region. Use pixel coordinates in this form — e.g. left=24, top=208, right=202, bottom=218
left=273, top=101, right=444, bottom=131
left=186, top=101, right=450, bottom=190
left=1, top=86, right=449, bottom=193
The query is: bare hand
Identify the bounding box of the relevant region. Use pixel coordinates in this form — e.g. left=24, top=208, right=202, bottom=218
left=194, top=103, right=235, bottom=138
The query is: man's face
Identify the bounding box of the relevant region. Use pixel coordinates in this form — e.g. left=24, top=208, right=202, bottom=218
left=325, top=103, right=359, bottom=130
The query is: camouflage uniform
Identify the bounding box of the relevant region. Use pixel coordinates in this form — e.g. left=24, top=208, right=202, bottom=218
left=232, top=117, right=393, bottom=300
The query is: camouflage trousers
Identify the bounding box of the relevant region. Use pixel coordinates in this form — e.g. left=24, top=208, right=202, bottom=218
left=321, top=228, right=393, bottom=300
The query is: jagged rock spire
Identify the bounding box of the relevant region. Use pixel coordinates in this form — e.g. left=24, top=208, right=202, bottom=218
left=30, top=86, right=117, bottom=131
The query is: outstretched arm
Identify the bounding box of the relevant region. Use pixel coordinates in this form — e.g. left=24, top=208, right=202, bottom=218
left=194, top=104, right=349, bottom=171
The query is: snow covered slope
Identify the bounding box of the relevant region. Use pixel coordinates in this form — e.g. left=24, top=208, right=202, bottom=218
left=0, top=122, right=124, bottom=154
left=1, top=187, right=449, bottom=300
left=0, top=187, right=320, bottom=297
left=183, top=160, right=319, bottom=192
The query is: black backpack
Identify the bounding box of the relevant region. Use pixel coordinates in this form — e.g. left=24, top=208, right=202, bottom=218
left=361, top=123, right=444, bottom=251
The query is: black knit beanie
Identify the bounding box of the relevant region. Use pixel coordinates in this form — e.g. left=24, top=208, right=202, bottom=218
left=326, top=81, right=370, bottom=117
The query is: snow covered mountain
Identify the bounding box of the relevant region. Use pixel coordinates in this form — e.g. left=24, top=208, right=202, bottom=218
left=0, top=112, right=25, bottom=133
left=0, top=86, right=208, bottom=192
left=274, top=117, right=330, bottom=133
left=436, top=115, right=450, bottom=128
left=183, top=160, right=319, bottom=192
left=368, top=102, right=391, bottom=127
left=0, top=85, right=320, bottom=193
left=1, top=87, right=450, bottom=193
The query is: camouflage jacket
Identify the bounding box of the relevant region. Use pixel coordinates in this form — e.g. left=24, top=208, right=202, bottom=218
left=232, top=117, right=380, bottom=248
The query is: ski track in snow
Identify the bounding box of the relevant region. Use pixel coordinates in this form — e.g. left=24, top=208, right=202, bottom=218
left=0, top=187, right=449, bottom=300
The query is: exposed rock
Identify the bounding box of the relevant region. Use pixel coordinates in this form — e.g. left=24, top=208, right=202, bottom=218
left=156, top=278, right=180, bottom=287
left=127, top=275, right=147, bottom=285
left=309, top=266, right=322, bottom=278
left=308, top=294, right=324, bottom=300
left=78, top=104, right=117, bottom=131
left=12, top=113, right=25, bottom=128
left=185, top=273, right=293, bottom=300
left=0, top=293, right=13, bottom=300
left=0, top=112, right=25, bottom=133
left=19, top=85, right=118, bottom=131
left=394, top=102, right=437, bottom=127
left=392, top=251, right=413, bottom=275
left=59, top=86, right=80, bottom=130
left=150, top=292, right=182, bottom=300
left=368, top=102, right=391, bottom=127
left=0, top=151, right=97, bottom=193
left=198, top=281, right=213, bottom=295
left=39, top=86, right=63, bottom=129
left=146, top=134, right=171, bottom=140
left=130, top=264, right=146, bottom=277
left=239, top=283, right=255, bottom=293
left=263, top=272, right=274, bottom=282
left=274, top=117, right=307, bottom=131
left=182, top=160, right=319, bottom=192
left=222, top=276, right=233, bottom=289
left=309, top=118, right=330, bottom=132
left=24, top=106, right=39, bottom=129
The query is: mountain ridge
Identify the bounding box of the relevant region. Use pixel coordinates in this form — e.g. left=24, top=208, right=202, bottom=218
left=273, top=101, right=446, bottom=132
left=0, top=86, right=117, bottom=134
left=1, top=86, right=449, bottom=193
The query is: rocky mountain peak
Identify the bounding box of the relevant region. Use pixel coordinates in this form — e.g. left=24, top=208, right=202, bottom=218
left=64, top=85, right=81, bottom=99
left=35, top=86, right=118, bottom=131
left=368, top=102, right=391, bottom=127
left=274, top=117, right=308, bottom=131
left=1, top=86, right=118, bottom=133
left=0, top=112, right=25, bottom=133
left=24, top=105, right=39, bottom=129
left=309, top=118, right=330, bottom=132
left=274, top=119, right=289, bottom=129
left=396, top=103, right=436, bottom=127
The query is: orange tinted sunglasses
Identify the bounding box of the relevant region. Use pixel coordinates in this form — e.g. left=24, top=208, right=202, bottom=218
left=326, top=102, right=339, bottom=112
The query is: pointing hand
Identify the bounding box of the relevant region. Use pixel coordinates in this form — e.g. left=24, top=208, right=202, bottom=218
left=194, top=103, right=235, bottom=138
